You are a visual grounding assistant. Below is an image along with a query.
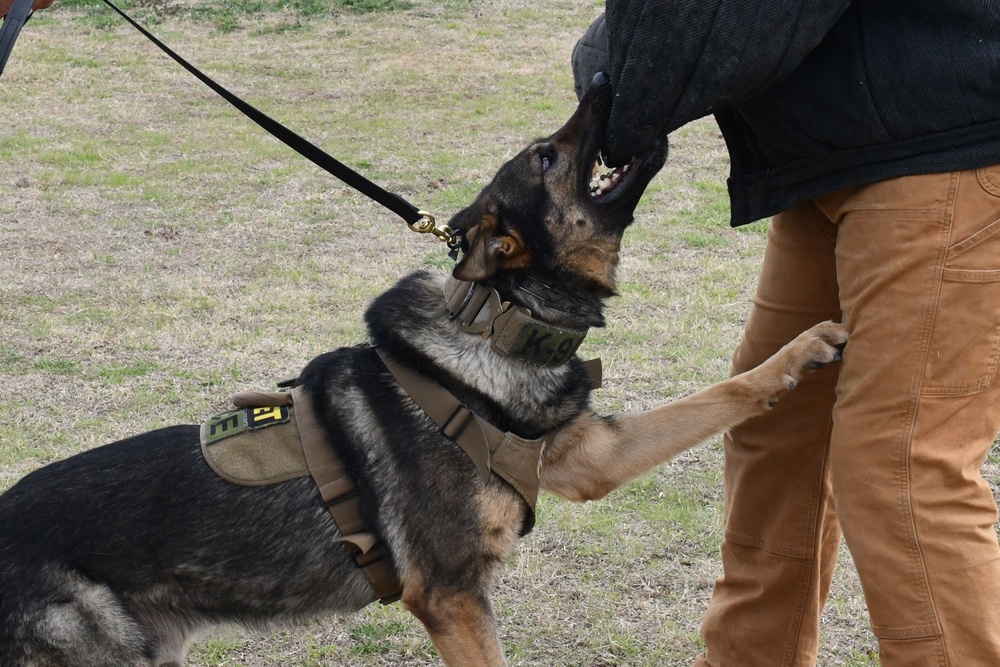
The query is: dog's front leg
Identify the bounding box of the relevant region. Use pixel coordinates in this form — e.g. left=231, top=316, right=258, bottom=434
left=402, top=583, right=507, bottom=667
left=541, top=321, right=848, bottom=502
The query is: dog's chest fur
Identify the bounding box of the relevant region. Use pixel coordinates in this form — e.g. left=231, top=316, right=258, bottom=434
left=302, top=270, right=593, bottom=589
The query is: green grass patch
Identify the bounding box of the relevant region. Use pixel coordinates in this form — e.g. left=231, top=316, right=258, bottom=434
left=32, top=358, right=81, bottom=375
left=97, top=360, right=161, bottom=380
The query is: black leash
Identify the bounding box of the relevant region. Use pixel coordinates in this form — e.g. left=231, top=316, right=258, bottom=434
left=0, top=0, right=32, bottom=76
left=2, top=0, right=460, bottom=253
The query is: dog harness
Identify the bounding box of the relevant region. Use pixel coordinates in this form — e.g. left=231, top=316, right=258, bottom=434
left=375, top=346, right=548, bottom=527
left=199, top=278, right=601, bottom=605
left=200, top=387, right=402, bottom=604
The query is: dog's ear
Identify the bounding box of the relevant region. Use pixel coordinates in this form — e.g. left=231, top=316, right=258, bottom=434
left=452, top=212, right=531, bottom=282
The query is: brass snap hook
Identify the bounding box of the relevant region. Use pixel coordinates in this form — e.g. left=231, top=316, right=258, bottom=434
left=409, top=210, right=456, bottom=246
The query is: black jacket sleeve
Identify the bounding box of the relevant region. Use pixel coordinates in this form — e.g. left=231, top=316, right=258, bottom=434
left=575, top=0, right=851, bottom=165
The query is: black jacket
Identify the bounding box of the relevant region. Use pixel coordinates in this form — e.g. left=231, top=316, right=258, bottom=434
left=576, top=0, right=1000, bottom=226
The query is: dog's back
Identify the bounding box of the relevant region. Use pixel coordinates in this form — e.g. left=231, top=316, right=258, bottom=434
left=0, top=424, right=375, bottom=666
left=0, top=428, right=191, bottom=666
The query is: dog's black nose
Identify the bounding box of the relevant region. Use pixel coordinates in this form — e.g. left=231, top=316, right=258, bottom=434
left=591, top=71, right=610, bottom=87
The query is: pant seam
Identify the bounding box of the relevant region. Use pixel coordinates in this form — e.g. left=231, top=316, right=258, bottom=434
left=724, top=531, right=813, bottom=560
left=783, top=400, right=837, bottom=667
left=896, top=170, right=960, bottom=667
left=872, top=623, right=943, bottom=641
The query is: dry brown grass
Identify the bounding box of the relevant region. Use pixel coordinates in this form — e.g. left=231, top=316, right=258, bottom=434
left=3, top=1, right=978, bottom=665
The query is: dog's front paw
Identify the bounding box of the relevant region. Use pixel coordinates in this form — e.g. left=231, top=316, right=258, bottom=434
left=760, top=321, right=848, bottom=409
left=791, top=320, right=848, bottom=370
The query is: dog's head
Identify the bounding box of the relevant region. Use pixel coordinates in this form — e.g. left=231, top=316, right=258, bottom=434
left=447, top=73, right=666, bottom=317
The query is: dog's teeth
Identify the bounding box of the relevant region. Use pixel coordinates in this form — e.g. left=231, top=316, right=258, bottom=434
left=590, top=156, right=633, bottom=199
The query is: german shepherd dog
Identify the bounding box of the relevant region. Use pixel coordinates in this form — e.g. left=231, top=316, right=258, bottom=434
left=0, top=74, right=847, bottom=667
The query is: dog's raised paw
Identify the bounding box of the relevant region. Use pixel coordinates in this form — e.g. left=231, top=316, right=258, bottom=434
left=795, top=321, right=849, bottom=370
left=754, top=321, right=848, bottom=411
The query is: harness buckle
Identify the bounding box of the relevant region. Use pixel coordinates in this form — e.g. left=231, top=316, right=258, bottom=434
left=441, top=405, right=476, bottom=441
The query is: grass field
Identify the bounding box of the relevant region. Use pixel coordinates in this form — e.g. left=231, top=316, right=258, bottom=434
left=3, top=0, right=989, bottom=665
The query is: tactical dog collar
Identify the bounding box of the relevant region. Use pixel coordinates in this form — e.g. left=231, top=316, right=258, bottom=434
left=443, top=277, right=588, bottom=367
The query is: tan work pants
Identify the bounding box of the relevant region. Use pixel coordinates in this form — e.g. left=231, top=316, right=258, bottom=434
left=694, top=166, right=1000, bottom=666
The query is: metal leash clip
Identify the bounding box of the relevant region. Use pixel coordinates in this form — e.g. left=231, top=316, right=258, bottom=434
left=408, top=210, right=453, bottom=243
left=409, top=210, right=465, bottom=260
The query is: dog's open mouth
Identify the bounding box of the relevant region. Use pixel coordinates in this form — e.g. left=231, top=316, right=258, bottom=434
left=588, top=152, right=640, bottom=203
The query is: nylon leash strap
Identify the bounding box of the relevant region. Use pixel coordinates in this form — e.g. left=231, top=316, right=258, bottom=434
left=0, top=0, right=33, bottom=76
left=99, top=0, right=424, bottom=224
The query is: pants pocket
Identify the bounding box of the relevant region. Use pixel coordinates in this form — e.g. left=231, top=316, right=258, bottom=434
left=921, top=169, right=1000, bottom=396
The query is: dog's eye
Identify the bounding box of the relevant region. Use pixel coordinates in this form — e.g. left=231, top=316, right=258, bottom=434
left=540, top=152, right=554, bottom=172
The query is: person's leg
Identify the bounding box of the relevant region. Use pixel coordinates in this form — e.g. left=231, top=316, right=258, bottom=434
left=820, top=167, right=1000, bottom=665
left=694, top=203, right=843, bottom=667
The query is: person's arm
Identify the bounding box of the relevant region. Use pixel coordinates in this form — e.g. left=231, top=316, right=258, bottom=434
left=574, top=0, right=851, bottom=165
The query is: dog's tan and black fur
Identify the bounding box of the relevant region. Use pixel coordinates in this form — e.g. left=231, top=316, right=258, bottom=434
left=0, top=76, right=847, bottom=667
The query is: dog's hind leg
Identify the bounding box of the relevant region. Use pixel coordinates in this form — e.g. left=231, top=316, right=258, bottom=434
left=401, top=581, right=507, bottom=667
left=26, top=572, right=153, bottom=667
left=130, top=604, right=201, bottom=667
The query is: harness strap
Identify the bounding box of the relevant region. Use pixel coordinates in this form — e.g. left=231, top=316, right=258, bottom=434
left=373, top=346, right=546, bottom=515
left=290, top=386, right=402, bottom=604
